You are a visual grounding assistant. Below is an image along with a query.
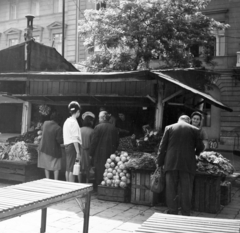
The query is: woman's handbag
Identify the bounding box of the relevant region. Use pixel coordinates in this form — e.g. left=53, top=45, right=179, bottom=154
left=150, top=167, right=165, bottom=193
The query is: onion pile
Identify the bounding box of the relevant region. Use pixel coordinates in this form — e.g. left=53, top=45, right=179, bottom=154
left=101, top=151, right=131, bottom=188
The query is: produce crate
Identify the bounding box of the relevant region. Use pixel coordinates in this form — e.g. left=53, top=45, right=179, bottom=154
left=97, top=185, right=131, bottom=203
left=0, top=160, right=44, bottom=183
left=192, top=173, right=221, bottom=213
left=220, top=182, right=231, bottom=205
left=131, top=169, right=158, bottom=206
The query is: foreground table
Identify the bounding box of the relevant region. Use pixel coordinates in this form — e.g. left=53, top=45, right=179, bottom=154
left=135, top=212, right=240, bottom=233
left=0, top=178, right=93, bottom=233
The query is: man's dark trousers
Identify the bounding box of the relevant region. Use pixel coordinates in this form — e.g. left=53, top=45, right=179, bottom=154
left=165, top=170, right=194, bottom=216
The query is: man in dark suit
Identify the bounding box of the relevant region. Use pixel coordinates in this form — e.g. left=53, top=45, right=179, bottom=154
left=157, top=115, right=204, bottom=216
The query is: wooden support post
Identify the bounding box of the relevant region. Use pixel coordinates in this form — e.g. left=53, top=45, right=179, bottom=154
left=21, top=101, right=32, bottom=134
left=40, top=208, right=47, bottom=233
left=83, top=193, right=91, bottom=233
left=155, top=82, right=164, bottom=131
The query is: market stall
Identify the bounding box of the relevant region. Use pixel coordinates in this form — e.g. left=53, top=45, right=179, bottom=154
left=0, top=70, right=234, bottom=188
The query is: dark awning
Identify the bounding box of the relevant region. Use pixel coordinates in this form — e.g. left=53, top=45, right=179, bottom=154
left=13, top=95, right=155, bottom=107
left=151, top=71, right=233, bottom=112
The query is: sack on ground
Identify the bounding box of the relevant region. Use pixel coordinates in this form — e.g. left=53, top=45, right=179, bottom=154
left=150, top=167, right=165, bottom=193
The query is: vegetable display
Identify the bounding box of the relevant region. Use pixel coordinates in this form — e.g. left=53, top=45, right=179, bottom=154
left=125, top=152, right=157, bottom=170
left=118, top=136, right=134, bottom=152
left=0, top=143, right=11, bottom=160
left=101, top=151, right=131, bottom=189
left=0, top=142, right=38, bottom=163
left=196, top=151, right=234, bottom=176
left=135, top=130, right=161, bottom=153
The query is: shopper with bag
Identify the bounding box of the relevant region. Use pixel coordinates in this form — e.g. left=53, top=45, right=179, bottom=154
left=63, top=101, right=82, bottom=182
left=157, top=115, right=204, bottom=216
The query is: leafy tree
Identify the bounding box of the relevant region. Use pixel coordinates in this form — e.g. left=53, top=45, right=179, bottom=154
left=78, top=0, right=228, bottom=71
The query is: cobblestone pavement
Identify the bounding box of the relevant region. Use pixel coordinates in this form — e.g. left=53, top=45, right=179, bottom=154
left=0, top=180, right=240, bottom=233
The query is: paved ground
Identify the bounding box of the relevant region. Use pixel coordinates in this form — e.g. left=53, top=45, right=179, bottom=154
left=0, top=180, right=240, bottom=233
left=0, top=153, right=240, bottom=233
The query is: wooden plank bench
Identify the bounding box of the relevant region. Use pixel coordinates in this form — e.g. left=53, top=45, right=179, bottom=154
left=135, top=212, right=240, bottom=233
left=0, top=178, right=93, bottom=233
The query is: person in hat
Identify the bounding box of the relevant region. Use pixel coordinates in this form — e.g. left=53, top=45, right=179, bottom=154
left=79, top=111, right=95, bottom=183
left=63, top=101, right=82, bottom=182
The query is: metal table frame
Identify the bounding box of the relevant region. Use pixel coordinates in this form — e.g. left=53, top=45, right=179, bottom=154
left=0, top=179, right=93, bottom=233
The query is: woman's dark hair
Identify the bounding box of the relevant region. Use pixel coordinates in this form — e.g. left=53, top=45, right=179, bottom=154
left=191, top=111, right=202, bottom=121
left=82, top=116, right=94, bottom=128
left=50, top=112, right=62, bottom=125
left=68, top=101, right=81, bottom=115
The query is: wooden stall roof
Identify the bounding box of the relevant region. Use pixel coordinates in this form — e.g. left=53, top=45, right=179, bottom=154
left=0, top=70, right=233, bottom=111
left=150, top=71, right=232, bottom=112
left=0, top=70, right=152, bottom=81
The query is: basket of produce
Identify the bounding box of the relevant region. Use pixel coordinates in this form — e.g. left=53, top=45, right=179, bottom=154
left=196, top=151, right=234, bottom=176
left=125, top=152, right=157, bottom=171
left=98, top=151, right=131, bottom=202
left=0, top=141, right=38, bottom=163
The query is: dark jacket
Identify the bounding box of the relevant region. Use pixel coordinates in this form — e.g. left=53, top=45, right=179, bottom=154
left=157, top=121, right=204, bottom=175
left=89, top=121, right=119, bottom=184
left=39, top=120, right=63, bottom=158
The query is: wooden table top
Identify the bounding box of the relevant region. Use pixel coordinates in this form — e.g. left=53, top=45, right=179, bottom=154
left=0, top=179, right=93, bottom=221
left=135, top=212, right=240, bottom=233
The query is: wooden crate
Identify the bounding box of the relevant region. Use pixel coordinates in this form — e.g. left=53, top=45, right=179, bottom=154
left=0, top=160, right=44, bottom=183
left=97, top=185, right=131, bottom=203
left=192, top=173, right=221, bottom=213
left=131, top=170, right=158, bottom=206
left=220, top=182, right=231, bottom=206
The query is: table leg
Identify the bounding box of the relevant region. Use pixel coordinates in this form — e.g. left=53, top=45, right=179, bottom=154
left=83, top=192, right=91, bottom=233
left=40, top=208, right=47, bottom=233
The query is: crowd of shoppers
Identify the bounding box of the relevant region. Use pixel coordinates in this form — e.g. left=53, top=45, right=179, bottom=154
left=38, top=101, right=122, bottom=189
left=38, top=102, right=208, bottom=215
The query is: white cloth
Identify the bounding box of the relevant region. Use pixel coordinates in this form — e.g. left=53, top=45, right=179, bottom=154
left=63, top=117, right=82, bottom=145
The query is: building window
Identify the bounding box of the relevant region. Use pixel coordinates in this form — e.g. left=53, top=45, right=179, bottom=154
left=211, top=29, right=226, bottom=57
left=33, top=35, right=40, bottom=42
left=53, top=33, right=62, bottom=54
left=9, top=0, right=17, bottom=20
left=31, top=0, right=40, bottom=16
left=96, top=1, right=106, bottom=10
left=47, top=21, right=67, bottom=54
left=9, top=38, right=19, bottom=46
left=4, top=28, right=22, bottom=47
left=31, top=25, right=44, bottom=43
left=53, top=0, right=62, bottom=13
left=215, top=35, right=225, bottom=56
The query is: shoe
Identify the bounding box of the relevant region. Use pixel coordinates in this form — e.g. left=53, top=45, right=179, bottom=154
left=164, top=209, right=178, bottom=215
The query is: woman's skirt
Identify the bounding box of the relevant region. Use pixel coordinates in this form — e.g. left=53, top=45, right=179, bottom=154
left=65, top=143, right=76, bottom=172
left=38, top=151, right=61, bottom=171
